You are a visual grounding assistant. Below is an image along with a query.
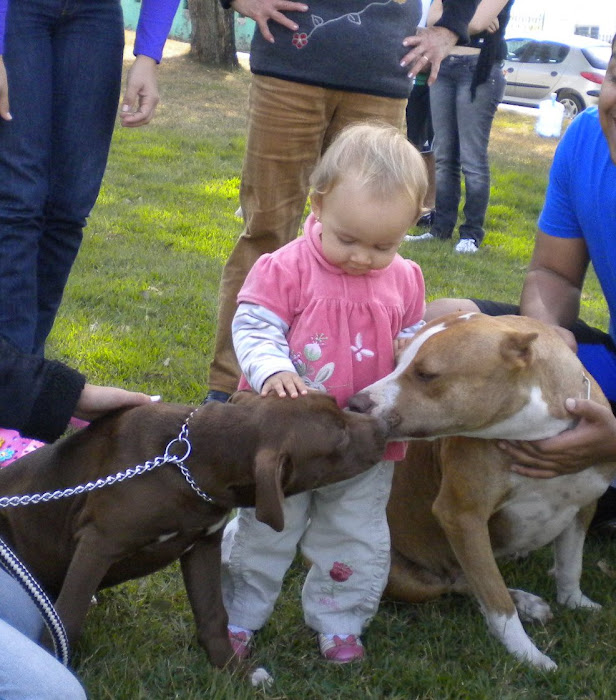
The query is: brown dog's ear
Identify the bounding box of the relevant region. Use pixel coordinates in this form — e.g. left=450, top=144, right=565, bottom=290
left=254, top=447, right=287, bottom=532
left=500, top=331, right=538, bottom=369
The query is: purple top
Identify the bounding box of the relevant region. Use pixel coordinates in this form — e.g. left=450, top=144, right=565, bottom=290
left=0, top=0, right=181, bottom=62
left=0, top=2, right=5, bottom=56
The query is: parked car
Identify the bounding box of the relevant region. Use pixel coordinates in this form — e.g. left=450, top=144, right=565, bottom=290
left=501, top=33, right=611, bottom=118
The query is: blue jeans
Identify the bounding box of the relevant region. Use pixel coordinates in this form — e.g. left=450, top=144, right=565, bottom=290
left=0, top=0, right=124, bottom=354
left=0, top=567, right=86, bottom=699
left=429, top=54, right=505, bottom=245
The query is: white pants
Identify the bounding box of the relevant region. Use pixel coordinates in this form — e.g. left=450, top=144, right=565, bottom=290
left=221, top=460, right=394, bottom=635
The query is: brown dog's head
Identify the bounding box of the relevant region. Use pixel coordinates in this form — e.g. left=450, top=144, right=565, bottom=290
left=230, top=392, right=387, bottom=531
left=348, top=312, right=597, bottom=442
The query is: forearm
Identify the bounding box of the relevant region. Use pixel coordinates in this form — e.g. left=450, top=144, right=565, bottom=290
left=520, top=268, right=582, bottom=329
left=436, top=0, right=481, bottom=44
left=232, top=304, right=296, bottom=393
left=0, top=337, right=85, bottom=442
left=467, top=0, right=509, bottom=35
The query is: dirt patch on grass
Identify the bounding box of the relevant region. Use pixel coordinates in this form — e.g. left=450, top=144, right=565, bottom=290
left=122, top=31, right=251, bottom=138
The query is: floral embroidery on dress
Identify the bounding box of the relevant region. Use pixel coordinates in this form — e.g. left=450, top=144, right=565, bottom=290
left=318, top=561, right=355, bottom=610
left=350, top=333, right=375, bottom=362
left=291, top=0, right=406, bottom=50
left=291, top=334, right=335, bottom=392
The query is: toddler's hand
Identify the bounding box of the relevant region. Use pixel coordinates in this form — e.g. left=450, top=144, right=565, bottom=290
left=394, top=338, right=413, bottom=363
left=262, top=372, right=309, bottom=398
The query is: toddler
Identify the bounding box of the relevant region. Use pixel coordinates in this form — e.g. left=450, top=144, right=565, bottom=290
left=221, top=122, right=428, bottom=663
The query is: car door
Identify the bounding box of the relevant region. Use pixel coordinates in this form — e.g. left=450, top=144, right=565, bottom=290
left=502, top=37, right=531, bottom=99
left=509, top=40, right=569, bottom=102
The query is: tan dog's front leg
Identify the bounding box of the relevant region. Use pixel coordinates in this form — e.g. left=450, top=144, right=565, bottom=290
left=180, top=533, right=236, bottom=669
left=552, top=503, right=601, bottom=610
left=435, top=441, right=557, bottom=670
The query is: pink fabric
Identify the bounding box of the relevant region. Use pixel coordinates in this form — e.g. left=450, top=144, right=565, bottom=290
left=0, top=428, right=45, bottom=467
left=238, top=213, right=425, bottom=460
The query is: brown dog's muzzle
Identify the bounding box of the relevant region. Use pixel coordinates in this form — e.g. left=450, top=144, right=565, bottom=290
left=347, top=393, right=375, bottom=414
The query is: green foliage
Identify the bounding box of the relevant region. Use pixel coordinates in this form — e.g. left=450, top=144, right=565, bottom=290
left=49, top=48, right=614, bottom=699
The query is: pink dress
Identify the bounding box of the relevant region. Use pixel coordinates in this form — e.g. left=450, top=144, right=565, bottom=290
left=238, top=213, right=425, bottom=460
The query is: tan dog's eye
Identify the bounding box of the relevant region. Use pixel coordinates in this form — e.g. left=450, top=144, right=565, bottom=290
left=414, top=368, right=439, bottom=382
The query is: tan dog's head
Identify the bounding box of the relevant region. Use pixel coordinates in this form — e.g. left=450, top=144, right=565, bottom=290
left=230, top=392, right=387, bottom=531
left=348, top=312, right=596, bottom=442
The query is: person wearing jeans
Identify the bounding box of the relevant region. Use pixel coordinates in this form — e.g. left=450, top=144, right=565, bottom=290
left=429, top=51, right=505, bottom=249
left=406, top=0, right=513, bottom=253
left=0, top=0, right=180, bottom=465
left=0, top=0, right=180, bottom=355
left=0, top=0, right=125, bottom=355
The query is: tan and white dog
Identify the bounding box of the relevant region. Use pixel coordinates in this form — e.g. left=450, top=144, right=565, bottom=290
left=349, top=312, right=616, bottom=670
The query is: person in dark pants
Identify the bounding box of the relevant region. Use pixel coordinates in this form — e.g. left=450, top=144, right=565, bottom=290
left=405, top=71, right=436, bottom=230
left=406, top=0, right=514, bottom=253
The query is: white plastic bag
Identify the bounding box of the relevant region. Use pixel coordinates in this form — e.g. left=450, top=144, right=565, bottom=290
left=535, top=93, right=565, bottom=138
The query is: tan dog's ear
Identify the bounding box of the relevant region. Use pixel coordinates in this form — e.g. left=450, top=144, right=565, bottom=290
left=500, top=331, right=538, bottom=369
left=254, top=447, right=287, bottom=532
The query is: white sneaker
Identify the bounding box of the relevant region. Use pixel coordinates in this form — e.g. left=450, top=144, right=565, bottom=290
left=454, top=239, right=479, bottom=254
left=404, top=232, right=436, bottom=242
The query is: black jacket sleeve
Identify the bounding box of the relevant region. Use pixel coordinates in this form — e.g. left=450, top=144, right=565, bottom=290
left=0, top=336, right=86, bottom=443
left=436, top=0, right=481, bottom=45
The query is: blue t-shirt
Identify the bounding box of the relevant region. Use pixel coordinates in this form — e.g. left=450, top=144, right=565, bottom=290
left=538, top=107, right=616, bottom=341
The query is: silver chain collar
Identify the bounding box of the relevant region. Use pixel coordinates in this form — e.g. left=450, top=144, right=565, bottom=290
left=0, top=407, right=214, bottom=509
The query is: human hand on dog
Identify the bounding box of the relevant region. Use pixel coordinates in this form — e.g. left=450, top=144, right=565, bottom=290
left=74, top=384, right=158, bottom=421
left=500, top=398, right=616, bottom=478
left=262, top=371, right=309, bottom=399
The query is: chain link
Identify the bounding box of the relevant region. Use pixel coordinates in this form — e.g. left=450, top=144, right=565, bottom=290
left=0, top=413, right=213, bottom=509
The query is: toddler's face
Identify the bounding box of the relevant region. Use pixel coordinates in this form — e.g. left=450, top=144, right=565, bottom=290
left=313, top=175, right=417, bottom=276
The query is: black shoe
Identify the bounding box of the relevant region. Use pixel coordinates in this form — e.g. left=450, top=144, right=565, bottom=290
left=202, top=390, right=232, bottom=404
left=589, top=486, right=616, bottom=537
left=416, top=210, right=435, bottom=227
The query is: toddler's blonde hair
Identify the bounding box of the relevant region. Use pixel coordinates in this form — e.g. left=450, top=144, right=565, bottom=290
left=310, top=121, right=428, bottom=219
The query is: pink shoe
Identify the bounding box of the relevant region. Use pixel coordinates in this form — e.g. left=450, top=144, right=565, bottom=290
left=228, top=628, right=253, bottom=659
left=318, top=633, right=365, bottom=663
left=0, top=428, right=45, bottom=467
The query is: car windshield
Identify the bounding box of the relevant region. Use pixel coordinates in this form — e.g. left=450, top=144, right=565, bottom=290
left=583, top=46, right=612, bottom=70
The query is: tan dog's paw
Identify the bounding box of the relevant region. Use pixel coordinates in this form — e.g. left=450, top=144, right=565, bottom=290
left=557, top=589, right=602, bottom=610
left=509, top=588, right=553, bottom=623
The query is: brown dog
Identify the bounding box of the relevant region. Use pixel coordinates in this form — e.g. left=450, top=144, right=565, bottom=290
left=0, top=391, right=386, bottom=669
left=349, top=312, right=616, bottom=670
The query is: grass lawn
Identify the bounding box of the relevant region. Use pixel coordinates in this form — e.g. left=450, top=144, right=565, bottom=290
left=46, top=35, right=616, bottom=700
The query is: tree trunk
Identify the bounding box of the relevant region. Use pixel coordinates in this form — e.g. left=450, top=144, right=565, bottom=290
left=188, top=0, right=238, bottom=68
